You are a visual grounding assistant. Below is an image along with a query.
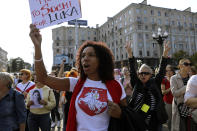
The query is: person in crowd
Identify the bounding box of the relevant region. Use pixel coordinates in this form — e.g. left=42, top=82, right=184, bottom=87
left=16, top=69, right=35, bottom=131
left=114, top=68, right=121, bottom=81
left=16, top=69, right=35, bottom=97
left=125, top=41, right=170, bottom=131
left=184, top=75, right=197, bottom=130
left=120, top=66, right=133, bottom=100
left=13, top=73, right=19, bottom=87
left=161, top=64, right=175, bottom=131
left=29, top=24, right=127, bottom=131
left=170, top=58, right=192, bottom=131
left=189, top=66, right=197, bottom=77
left=0, top=72, right=26, bottom=131
left=26, top=78, right=56, bottom=131
left=49, top=71, right=61, bottom=128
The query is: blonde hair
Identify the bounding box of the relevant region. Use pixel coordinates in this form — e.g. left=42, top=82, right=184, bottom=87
left=139, top=64, right=153, bottom=74
left=20, top=69, right=31, bottom=80
left=178, top=58, right=190, bottom=69
left=0, top=72, right=13, bottom=88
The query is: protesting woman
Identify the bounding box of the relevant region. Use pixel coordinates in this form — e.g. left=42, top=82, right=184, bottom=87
left=125, top=41, right=170, bottom=131
left=171, top=58, right=191, bottom=131
left=26, top=79, right=56, bottom=131
left=29, top=24, right=127, bottom=131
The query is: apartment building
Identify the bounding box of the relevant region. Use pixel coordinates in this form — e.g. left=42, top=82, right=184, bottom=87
left=52, top=0, right=197, bottom=68
left=0, top=47, right=8, bottom=71
left=52, top=26, right=98, bottom=67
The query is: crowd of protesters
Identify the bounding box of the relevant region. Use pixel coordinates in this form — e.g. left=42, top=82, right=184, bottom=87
left=0, top=24, right=197, bottom=131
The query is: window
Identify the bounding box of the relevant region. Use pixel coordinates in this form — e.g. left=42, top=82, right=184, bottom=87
left=144, top=10, right=147, bottom=14
left=137, top=17, right=141, bottom=22
left=130, top=26, right=132, bottom=31
left=158, top=19, right=162, bottom=25
left=171, top=21, right=175, bottom=25
left=152, top=18, right=155, bottom=24
left=179, top=44, right=183, bottom=49
left=129, top=10, right=131, bottom=14
left=146, top=34, right=149, bottom=39
left=56, top=49, right=59, bottom=53
left=139, top=50, right=142, bottom=56
left=138, top=25, right=142, bottom=30
left=136, top=9, right=140, bottom=14
left=164, top=12, right=168, bottom=17
left=190, top=23, right=193, bottom=28
left=177, top=21, right=181, bottom=26
left=138, top=33, right=143, bottom=39
left=147, top=51, right=150, bottom=56
left=165, top=20, right=169, bottom=25
left=151, top=10, right=154, bottom=15
left=158, top=11, right=161, bottom=16
left=124, top=29, right=127, bottom=34
left=184, top=22, right=187, bottom=27
left=56, top=37, right=60, bottom=40
left=120, top=16, right=122, bottom=21
left=145, top=25, right=148, bottom=30
left=144, top=17, right=148, bottom=23
left=56, top=43, right=59, bottom=46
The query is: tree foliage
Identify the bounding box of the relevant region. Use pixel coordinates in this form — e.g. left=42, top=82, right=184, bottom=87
left=172, top=50, right=189, bottom=64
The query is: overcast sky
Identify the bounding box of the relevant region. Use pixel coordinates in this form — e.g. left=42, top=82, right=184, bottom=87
left=0, top=0, right=197, bottom=72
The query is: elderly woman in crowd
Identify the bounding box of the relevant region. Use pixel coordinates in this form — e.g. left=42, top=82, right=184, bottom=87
left=125, top=41, right=170, bottom=131
left=0, top=72, right=26, bottom=131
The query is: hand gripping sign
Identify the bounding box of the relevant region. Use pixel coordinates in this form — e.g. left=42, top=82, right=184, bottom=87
left=29, top=0, right=82, bottom=29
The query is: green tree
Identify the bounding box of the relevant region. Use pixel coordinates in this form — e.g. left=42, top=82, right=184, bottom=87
left=172, top=50, right=189, bottom=65
left=190, top=52, right=197, bottom=69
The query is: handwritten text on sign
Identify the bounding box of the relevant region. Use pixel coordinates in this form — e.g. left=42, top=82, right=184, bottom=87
left=29, top=0, right=82, bottom=29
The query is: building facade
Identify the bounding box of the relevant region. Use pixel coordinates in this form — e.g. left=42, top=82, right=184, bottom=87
left=52, top=0, right=197, bottom=68
left=0, top=47, right=8, bottom=72
left=52, top=26, right=98, bottom=68
left=98, top=1, right=197, bottom=67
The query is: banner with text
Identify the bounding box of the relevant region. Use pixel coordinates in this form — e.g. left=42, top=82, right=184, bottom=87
left=29, top=0, right=82, bottom=29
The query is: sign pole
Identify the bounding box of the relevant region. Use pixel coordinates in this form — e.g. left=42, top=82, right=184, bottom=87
left=74, top=19, right=78, bottom=67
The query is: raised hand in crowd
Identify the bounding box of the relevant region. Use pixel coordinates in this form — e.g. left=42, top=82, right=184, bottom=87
left=162, top=41, right=170, bottom=58
left=125, top=42, right=133, bottom=58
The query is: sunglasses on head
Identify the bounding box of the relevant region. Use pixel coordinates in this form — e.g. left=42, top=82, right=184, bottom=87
left=19, top=73, right=23, bottom=76
left=183, top=62, right=192, bottom=66
left=139, top=72, right=151, bottom=75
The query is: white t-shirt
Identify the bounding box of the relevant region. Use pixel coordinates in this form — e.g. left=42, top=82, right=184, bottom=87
left=69, top=78, right=126, bottom=131
left=184, top=75, right=197, bottom=102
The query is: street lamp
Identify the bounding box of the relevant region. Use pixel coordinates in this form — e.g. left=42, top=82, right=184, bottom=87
left=152, top=27, right=168, bottom=57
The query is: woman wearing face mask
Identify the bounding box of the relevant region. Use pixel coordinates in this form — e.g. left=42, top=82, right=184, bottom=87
left=125, top=41, right=170, bottom=131
left=170, top=58, right=192, bottom=131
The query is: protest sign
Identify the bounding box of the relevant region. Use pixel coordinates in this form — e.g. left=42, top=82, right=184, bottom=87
left=29, top=0, right=82, bottom=29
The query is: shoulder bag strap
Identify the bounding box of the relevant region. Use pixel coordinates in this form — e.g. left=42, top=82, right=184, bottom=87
left=22, top=82, right=30, bottom=93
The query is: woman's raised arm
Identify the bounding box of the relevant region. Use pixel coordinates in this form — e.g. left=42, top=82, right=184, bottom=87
left=29, top=24, right=70, bottom=91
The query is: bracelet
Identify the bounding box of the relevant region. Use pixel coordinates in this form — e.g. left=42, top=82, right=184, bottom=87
left=34, top=57, right=43, bottom=62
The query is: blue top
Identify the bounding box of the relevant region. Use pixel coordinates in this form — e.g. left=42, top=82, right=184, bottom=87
left=0, top=88, right=26, bottom=131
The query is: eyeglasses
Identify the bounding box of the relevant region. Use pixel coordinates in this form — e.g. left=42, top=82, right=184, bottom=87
left=19, top=73, right=23, bottom=76
left=139, top=72, right=151, bottom=75
left=183, top=62, right=192, bottom=66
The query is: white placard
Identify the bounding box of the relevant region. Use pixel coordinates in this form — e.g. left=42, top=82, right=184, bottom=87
left=29, top=0, right=82, bottom=29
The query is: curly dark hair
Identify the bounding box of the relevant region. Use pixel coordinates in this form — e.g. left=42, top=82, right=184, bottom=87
left=75, top=41, right=115, bottom=82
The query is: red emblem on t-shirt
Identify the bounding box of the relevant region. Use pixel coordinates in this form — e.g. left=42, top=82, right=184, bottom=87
left=78, top=87, right=108, bottom=116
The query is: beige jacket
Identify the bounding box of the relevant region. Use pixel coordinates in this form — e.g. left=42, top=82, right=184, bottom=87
left=170, top=72, right=186, bottom=131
